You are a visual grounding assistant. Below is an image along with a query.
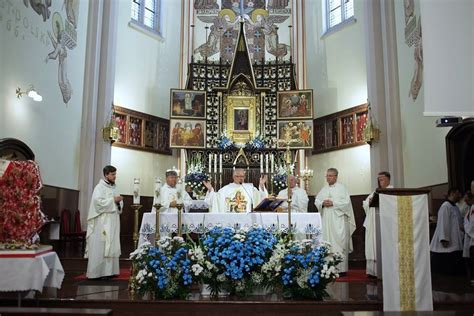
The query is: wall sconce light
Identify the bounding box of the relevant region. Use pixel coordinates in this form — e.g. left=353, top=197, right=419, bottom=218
left=16, top=85, right=43, bottom=102
left=364, top=101, right=381, bottom=146
left=102, top=105, right=119, bottom=144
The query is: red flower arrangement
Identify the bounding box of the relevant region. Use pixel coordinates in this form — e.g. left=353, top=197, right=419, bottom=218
left=0, top=160, right=45, bottom=245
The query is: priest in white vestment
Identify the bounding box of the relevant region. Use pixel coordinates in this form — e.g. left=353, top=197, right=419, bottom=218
left=362, top=171, right=393, bottom=277
left=204, top=168, right=268, bottom=213
left=314, top=168, right=356, bottom=273
left=85, top=165, right=123, bottom=279
left=153, top=170, right=192, bottom=214
left=462, top=193, right=474, bottom=284
left=430, top=188, right=464, bottom=275
left=277, top=175, right=309, bottom=213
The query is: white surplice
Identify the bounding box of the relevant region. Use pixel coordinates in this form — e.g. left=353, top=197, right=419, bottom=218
left=362, top=185, right=393, bottom=276
left=314, top=182, right=356, bottom=273
left=277, top=186, right=309, bottom=213
left=430, top=200, right=464, bottom=253
left=205, top=183, right=267, bottom=213
left=463, top=205, right=474, bottom=257
left=154, top=184, right=193, bottom=214
left=85, top=179, right=123, bottom=279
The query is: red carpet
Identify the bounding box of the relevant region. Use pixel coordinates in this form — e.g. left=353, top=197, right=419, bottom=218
left=335, top=269, right=373, bottom=282
left=74, top=268, right=131, bottom=281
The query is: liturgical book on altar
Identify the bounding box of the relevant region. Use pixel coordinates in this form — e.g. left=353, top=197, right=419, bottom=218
left=253, top=197, right=286, bottom=212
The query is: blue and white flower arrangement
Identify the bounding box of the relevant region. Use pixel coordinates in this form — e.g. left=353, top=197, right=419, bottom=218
left=130, top=228, right=342, bottom=300
left=245, top=135, right=267, bottom=151
left=185, top=158, right=209, bottom=198
left=216, top=132, right=236, bottom=151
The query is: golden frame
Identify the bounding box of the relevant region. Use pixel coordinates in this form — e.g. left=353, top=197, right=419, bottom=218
left=226, top=96, right=256, bottom=145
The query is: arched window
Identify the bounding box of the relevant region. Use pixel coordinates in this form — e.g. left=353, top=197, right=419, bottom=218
left=131, top=0, right=161, bottom=35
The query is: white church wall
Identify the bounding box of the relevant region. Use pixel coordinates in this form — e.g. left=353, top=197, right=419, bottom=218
left=394, top=0, right=449, bottom=188
left=112, top=0, right=182, bottom=196
left=304, top=0, right=371, bottom=195
left=0, top=1, right=89, bottom=190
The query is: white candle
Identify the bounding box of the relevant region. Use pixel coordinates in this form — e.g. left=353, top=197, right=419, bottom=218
left=208, top=153, right=212, bottom=173
left=214, top=153, right=217, bottom=173
left=260, top=154, right=264, bottom=173
left=219, top=154, right=223, bottom=173
left=270, top=154, right=274, bottom=173
left=133, top=178, right=140, bottom=204
left=265, top=153, right=269, bottom=174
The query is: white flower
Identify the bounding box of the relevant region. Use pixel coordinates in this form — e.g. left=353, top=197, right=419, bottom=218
left=173, top=236, right=184, bottom=244
left=192, top=264, right=204, bottom=276
left=217, top=273, right=226, bottom=282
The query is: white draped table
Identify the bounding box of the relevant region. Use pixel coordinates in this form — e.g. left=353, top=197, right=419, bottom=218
left=0, top=251, right=64, bottom=292
left=139, top=212, right=322, bottom=246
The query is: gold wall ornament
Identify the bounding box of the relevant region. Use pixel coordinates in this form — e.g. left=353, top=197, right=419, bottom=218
left=364, top=102, right=381, bottom=146
left=102, top=121, right=119, bottom=144
left=226, top=95, right=256, bottom=145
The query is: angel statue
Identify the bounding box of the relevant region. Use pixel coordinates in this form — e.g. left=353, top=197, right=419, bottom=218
left=45, top=12, right=72, bottom=104
left=244, top=9, right=289, bottom=58
left=194, top=9, right=239, bottom=59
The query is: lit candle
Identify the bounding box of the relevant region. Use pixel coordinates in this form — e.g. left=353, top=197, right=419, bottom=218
left=265, top=153, right=269, bottom=174
left=270, top=154, right=274, bottom=174
left=260, top=153, right=264, bottom=173
left=214, top=153, right=217, bottom=173
left=208, top=153, right=212, bottom=173
left=219, top=154, right=223, bottom=173
left=133, top=178, right=140, bottom=204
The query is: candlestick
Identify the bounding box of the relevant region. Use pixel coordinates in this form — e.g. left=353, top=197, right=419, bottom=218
left=260, top=153, right=264, bottom=173
left=154, top=177, right=162, bottom=197
left=133, top=178, right=140, bottom=204
left=131, top=204, right=143, bottom=249
left=271, top=154, right=274, bottom=174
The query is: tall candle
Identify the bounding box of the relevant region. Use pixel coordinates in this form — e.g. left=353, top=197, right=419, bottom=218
left=265, top=153, right=269, bottom=174
left=260, top=153, right=264, bottom=173
left=270, top=154, right=274, bottom=173
left=214, top=153, right=217, bottom=173
left=133, top=178, right=140, bottom=204
left=208, top=153, right=212, bottom=173
left=219, top=154, right=223, bottom=173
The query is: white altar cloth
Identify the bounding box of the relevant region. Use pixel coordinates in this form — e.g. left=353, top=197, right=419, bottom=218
left=139, top=212, right=322, bottom=246
left=0, top=251, right=64, bottom=292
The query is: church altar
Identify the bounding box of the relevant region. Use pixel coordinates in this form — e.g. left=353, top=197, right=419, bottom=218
left=138, top=212, right=321, bottom=246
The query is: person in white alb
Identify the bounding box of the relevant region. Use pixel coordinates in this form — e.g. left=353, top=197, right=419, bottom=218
left=277, top=175, right=309, bottom=213
left=430, top=188, right=464, bottom=275
left=85, top=165, right=123, bottom=279
left=362, top=171, right=393, bottom=277
left=157, top=170, right=192, bottom=214
left=462, top=192, right=474, bottom=284
left=203, top=168, right=268, bottom=213
left=314, top=168, right=356, bottom=274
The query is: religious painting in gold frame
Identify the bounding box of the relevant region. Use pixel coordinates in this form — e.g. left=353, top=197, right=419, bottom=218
left=276, top=120, right=313, bottom=149
left=169, top=119, right=206, bottom=149
left=226, top=96, right=256, bottom=145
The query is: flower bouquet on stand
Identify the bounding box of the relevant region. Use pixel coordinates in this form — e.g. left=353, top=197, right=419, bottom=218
left=185, top=158, right=209, bottom=200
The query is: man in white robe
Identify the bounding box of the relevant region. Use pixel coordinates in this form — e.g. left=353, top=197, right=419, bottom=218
left=315, top=168, right=356, bottom=273
left=462, top=193, right=474, bottom=284
left=362, top=171, right=393, bottom=277
left=277, top=175, right=309, bottom=213
left=154, top=170, right=192, bottom=214
left=204, top=168, right=267, bottom=213
left=85, top=165, right=123, bottom=279
left=430, top=188, right=463, bottom=275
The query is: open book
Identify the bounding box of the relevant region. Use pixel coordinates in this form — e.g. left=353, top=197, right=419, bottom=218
left=253, top=197, right=287, bottom=212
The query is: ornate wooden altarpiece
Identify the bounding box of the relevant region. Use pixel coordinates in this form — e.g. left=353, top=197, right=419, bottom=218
left=181, top=22, right=299, bottom=191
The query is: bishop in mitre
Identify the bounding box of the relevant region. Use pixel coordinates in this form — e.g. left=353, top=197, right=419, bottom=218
left=362, top=171, right=393, bottom=277
left=204, top=168, right=268, bottom=213
left=315, top=168, right=356, bottom=274
left=153, top=169, right=192, bottom=213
